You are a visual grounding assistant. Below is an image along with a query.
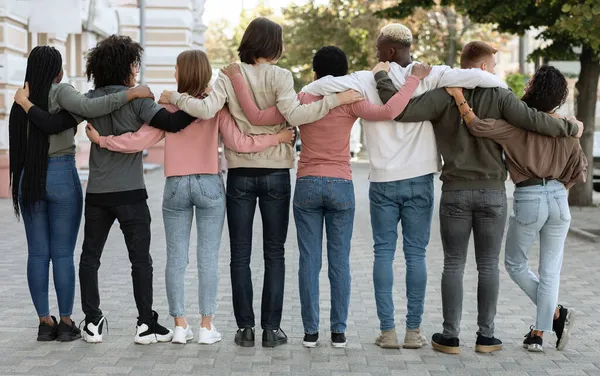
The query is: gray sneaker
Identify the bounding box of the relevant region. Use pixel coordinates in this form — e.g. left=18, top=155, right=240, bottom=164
left=374, top=329, right=400, bottom=349
left=403, top=328, right=427, bottom=349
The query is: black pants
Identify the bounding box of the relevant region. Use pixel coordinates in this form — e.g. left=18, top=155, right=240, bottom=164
left=79, top=201, right=153, bottom=323
left=226, top=171, right=290, bottom=330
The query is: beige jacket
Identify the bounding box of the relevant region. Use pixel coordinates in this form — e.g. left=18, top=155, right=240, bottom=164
left=170, top=63, right=340, bottom=169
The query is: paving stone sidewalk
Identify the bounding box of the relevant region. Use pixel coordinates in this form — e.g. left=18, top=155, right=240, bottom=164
left=0, top=162, right=599, bottom=376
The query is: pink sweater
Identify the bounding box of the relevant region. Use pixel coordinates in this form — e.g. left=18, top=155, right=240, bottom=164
left=98, top=103, right=281, bottom=177
left=229, top=73, right=420, bottom=180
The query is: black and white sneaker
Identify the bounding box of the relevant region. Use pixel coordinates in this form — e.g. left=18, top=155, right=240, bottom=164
left=331, top=332, right=347, bottom=348
left=134, top=311, right=174, bottom=345
left=554, top=305, right=576, bottom=350
left=56, top=319, right=82, bottom=342
left=37, top=316, right=58, bottom=341
left=81, top=316, right=106, bottom=343
left=523, top=327, right=543, bottom=352
left=302, top=333, right=319, bottom=348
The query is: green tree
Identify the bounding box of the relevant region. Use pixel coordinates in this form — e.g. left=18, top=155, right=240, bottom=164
left=379, top=0, right=600, bottom=206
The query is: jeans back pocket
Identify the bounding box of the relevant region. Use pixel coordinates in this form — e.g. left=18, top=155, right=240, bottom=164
left=514, top=197, right=541, bottom=226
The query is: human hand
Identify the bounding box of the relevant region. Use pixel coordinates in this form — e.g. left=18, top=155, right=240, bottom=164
left=371, top=62, right=390, bottom=75
left=568, top=116, right=584, bottom=138
left=85, top=123, right=101, bottom=144
left=445, top=87, right=463, bottom=97
left=277, top=127, right=295, bottom=144
left=130, top=84, right=154, bottom=100
left=14, top=82, right=30, bottom=106
left=221, top=63, right=241, bottom=78
left=159, top=90, right=175, bottom=104
left=411, top=63, right=432, bottom=80
left=336, top=89, right=364, bottom=105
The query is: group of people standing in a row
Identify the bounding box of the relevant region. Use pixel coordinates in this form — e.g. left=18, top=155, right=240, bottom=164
left=10, top=17, right=585, bottom=354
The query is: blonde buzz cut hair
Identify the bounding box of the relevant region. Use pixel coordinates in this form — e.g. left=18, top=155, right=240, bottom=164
left=380, top=23, right=413, bottom=46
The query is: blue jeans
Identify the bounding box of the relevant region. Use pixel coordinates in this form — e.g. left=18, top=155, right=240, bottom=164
left=294, top=176, right=355, bottom=334
left=226, top=170, right=290, bottom=330
left=504, top=181, right=570, bottom=332
left=20, top=156, right=83, bottom=317
left=370, top=174, right=434, bottom=331
left=163, top=174, right=225, bottom=317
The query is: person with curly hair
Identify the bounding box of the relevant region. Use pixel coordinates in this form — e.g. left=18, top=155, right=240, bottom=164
left=9, top=45, right=153, bottom=342
left=446, top=65, right=586, bottom=352
left=26, top=35, right=207, bottom=344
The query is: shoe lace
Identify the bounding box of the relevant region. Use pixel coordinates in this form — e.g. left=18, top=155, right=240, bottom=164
left=524, top=325, right=535, bottom=338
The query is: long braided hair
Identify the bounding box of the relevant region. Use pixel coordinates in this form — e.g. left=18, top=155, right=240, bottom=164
left=9, top=46, right=63, bottom=218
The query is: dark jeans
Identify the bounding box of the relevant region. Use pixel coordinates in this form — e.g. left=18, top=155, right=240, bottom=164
left=226, top=171, right=290, bottom=330
left=80, top=201, right=153, bottom=323
left=20, top=156, right=83, bottom=317
left=439, top=189, right=507, bottom=339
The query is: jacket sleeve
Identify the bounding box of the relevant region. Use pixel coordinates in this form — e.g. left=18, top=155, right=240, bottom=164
left=300, top=71, right=368, bottom=96
left=498, top=90, right=579, bottom=137
left=148, top=108, right=197, bottom=133
left=229, top=73, right=286, bottom=126
left=27, top=106, right=78, bottom=135
left=431, top=65, right=508, bottom=89
left=171, top=73, right=228, bottom=119
left=98, top=124, right=165, bottom=153
left=349, top=75, right=420, bottom=121
left=55, top=83, right=129, bottom=118
left=465, top=117, right=518, bottom=142
left=217, top=107, right=281, bottom=153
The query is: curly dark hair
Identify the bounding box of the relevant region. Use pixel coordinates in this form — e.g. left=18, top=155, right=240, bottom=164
left=313, top=46, right=349, bottom=79
left=86, top=35, right=143, bottom=88
left=521, top=65, right=568, bottom=113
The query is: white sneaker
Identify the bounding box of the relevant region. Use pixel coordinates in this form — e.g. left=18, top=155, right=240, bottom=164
left=134, top=311, right=174, bottom=345
left=172, top=325, right=194, bottom=344
left=82, top=316, right=105, bottom=343
left=198, top=324, right=222, bottom=345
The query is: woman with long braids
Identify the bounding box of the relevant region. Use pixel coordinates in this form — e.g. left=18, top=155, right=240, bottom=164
left=10, top=46, right=151, bottom=342
left=446, top=65, right=587, bottom=352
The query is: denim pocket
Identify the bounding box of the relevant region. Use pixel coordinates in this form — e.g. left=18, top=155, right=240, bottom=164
left=514, top=197, right=540, bottom=226
left=410, top=179, right=433, bottom=209
left=327, top=179, right=354, bottom=210
left=267, top=173, right=291, bottom=200
left=439, top=190, right=467, bottom=216
left=197, top=175, right=224, bottom=200
left=164, top=176, right=183, bottom=200
left=293, top=178, right=317, bottom=206
left=481, top=190, right=506, bottom=218
left=368, top=182, right=387, bottom=205
left=226, top=175, right=247, bottom=199
left=554, top=195, right=571, bottom=223
left=46, top=169, right=76, bottom=196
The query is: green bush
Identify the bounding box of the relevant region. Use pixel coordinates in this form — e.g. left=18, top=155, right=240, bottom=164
left=505, top=73, right=530, bottom=98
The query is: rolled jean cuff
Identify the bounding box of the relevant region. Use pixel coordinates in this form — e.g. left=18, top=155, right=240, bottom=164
left=199, top=311, right=216, bottom=317
left=170, top=312, right=185, bottom=318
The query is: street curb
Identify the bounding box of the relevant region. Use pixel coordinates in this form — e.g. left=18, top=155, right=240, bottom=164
left=568, top=227, right=599, bottom=243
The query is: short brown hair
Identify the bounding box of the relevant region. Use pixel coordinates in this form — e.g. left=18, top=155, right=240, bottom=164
left=238, top=17, right=283, bottom=64
left=460, top=41, right=498, bottom=68
left=176, top=50, right=212, bottom=97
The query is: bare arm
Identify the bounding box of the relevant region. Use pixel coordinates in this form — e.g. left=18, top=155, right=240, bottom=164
left=92, top=124, right=165, bottom=153
left=228, top=73, right=286, bottom=126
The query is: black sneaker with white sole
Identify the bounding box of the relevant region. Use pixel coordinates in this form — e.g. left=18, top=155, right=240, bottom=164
left=302, top=333, right=319, bottom=348
left=56, top=319, right=82, bottom=342
left=553, top=305, right=576, bottom=350
left=331, top=332, right=347, bottom=348
left=134, top=311, right=173, bottom=345
left=81, top=316, right=106, bottom=343
left=37, top=316, right=58, bottom=341
left=523, top=327, right=543, bottom=352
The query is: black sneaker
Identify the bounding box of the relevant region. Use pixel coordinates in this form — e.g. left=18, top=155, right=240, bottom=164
left=431, top=333, right=460, bottom=354
left=56, top=319, right=82, bottom=342
left=262, top=328, right=288, bottom=348
left=523, top=327, right=543, bottom=352
left=553, top=305, right=576, bottom=350
left=475, top=334, right=502, bottom=353
left=37, top=316, right=58, bottom=341
left=302, top=333, right=319, bottom=348
left=234, top=327, right=255, bottom=347
left=331, top=332, right=347, bottom=348
left=134, top=311, right=174, bottom=345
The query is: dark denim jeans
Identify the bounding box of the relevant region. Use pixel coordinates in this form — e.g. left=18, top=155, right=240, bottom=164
left=439, top=188, right=507, bottom=339
left=293, top=176, right=354, bottom=334
left=226, top=170, right=290, bottom=330
left=20, top=156, right=83, bottom=317
left=370, top=174, right=434, bottom=331
left=80, top=201, right=153, bottom=324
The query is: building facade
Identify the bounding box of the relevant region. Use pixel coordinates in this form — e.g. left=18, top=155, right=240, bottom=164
left=0, top=0, right=207, bottom=198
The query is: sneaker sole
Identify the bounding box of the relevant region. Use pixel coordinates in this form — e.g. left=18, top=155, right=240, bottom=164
left=235, top=339, right=255, bottom=347
left=302, top=340, right=318, bottom=348
left=135, top=335, right=158, bottom=345
left=557, top=309, right=576, bottom=351
left=262, top=339, right=287, bottom=348
left=156, top=333, right=174, bottom=343
left=172, top=334, right=194, bottom=344
left=525, top=344, right=544, bottom=352
left=56, top=333, right=82, bottom=342
left=199, top=336, right=222, bottom=345
left=37, top=335, right=57, bottom=342
left=331, top=341, right=347, bottom=348
left=432, top=341, right=460, bottom=355
left=402, top=343, right=424, bottom=349
left=375, top=342, right=400, bottom=349
left=475, top=344, right=502, bottom=353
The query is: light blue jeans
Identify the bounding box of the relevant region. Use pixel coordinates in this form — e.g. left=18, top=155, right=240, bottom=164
left=294, top=176, right=354, bottom=334
left=370, top=174, right=434, bottom=331
left=163, top=174, right=225, bottom=317
left=504, top=180, right=571, bottom=332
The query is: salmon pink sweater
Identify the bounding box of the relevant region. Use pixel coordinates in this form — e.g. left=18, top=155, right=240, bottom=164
left=98, top=103, right=282, bottom=177
left=229, top=73, right=421, bottom=180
